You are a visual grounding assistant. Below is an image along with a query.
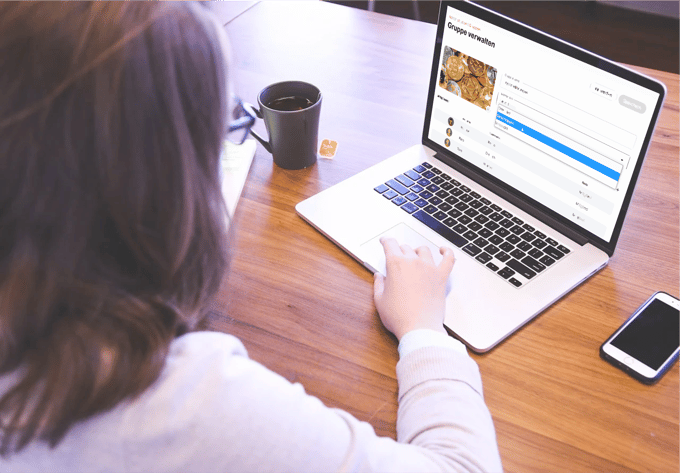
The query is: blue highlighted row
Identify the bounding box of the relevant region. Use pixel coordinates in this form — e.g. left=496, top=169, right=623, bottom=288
left=496, top=112, right=621, bottom=181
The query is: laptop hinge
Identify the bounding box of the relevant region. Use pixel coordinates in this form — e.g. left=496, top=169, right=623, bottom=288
left=436, top=152, right=589, bottom=246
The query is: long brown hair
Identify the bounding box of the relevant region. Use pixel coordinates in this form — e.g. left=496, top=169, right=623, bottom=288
left=0, top=2, right=230, bottom=454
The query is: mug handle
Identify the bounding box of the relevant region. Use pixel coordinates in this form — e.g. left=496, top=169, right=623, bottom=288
left=243, top=102, right=272, bottom=153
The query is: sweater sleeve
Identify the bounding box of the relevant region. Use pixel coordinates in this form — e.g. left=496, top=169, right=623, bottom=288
left=121, top=331, right=502, bottom=473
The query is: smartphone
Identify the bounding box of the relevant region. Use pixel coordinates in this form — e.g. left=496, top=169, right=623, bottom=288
left=600, top=292, right=680, bottom=384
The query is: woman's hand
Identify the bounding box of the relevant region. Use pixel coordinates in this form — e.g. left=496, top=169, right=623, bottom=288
left=373, top=237, right=455, bottom=341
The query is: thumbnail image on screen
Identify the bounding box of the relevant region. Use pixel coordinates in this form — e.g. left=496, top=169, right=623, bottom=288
left=438, top=46, right=497, bottom=111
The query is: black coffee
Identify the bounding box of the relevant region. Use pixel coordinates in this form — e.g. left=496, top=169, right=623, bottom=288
left=266, top=95, right=314, bottom=111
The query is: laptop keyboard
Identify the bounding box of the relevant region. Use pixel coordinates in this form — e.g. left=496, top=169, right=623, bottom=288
left=374, top=162, right=571, bottom=288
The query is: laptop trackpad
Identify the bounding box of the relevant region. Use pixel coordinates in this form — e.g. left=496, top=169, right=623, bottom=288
left=359, top=222, right=452, bottom=294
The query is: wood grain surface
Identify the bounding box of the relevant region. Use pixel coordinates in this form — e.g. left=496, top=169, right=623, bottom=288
left=207, top=3, right=679, bottom=472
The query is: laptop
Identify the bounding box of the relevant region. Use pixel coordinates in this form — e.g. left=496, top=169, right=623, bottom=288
left=296, top=1, right=666, bottom=352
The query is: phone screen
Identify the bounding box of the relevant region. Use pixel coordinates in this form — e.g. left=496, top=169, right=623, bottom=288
left=610, top=298, right=680, bottom=370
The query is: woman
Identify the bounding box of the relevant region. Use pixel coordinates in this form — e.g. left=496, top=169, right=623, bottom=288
left=0, top=2, right=501, bottom=472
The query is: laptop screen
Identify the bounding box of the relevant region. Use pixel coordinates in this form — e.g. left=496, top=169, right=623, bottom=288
left=423, top=1, right=665, bottom=254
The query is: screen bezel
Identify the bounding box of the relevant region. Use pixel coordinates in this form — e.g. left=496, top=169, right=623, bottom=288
left=421, top=1, right=667, bottom=256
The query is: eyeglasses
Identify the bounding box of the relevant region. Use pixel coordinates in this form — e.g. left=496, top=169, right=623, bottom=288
left=226, top=97, right=256, bottom=145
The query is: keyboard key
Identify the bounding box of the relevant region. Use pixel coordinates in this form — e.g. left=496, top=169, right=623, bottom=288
left=424, top=205, right=437, bottom=214
left=496, top=252, right=510, bottom=262
left=475, top=214, right=489, bottom=224
left=510, top=249, right=526, bottom=260
left=506, top=235, right=521, bottom=245
left=410, top=184, right=424, bottom=193
left=463, top=230, right=477, bottom=240
left=454, top=201, right=469, bottom=211
left=485, top=244, right=499, bottom=255
left=405, top=192, right=419, bottom=201
left=464, top=208, right=479, bottom=218
left=500, top=242, right=514, bottom=252
left=441, top=173, right=451, bottom=181
left=458, top=215, right=472, bottom=225
left=485, top=221, right=500, bottom=231
left=459, top=194, right=473, bottom=203
left=392, top=195, right=407, bottom=206
left=462, top=243, right=482, bottom=256
left=439, top=202, right=452, bottom=212
left=444, top=195, right=459, bottom=205
left=431, top=168, right=442, bottom=175
left=510, top=225, right=524, bottom=235
left=508, top=277, right=522, bottom=287
left=469, top=200, right=483, bottom=209
left=431, top=176, right=444, bottom=185
left=478, top=206, right=492, bottom=215
left=511, top=217, right=524, bottom=225
left=426, top=184, right=440, bottom=193
left=522, top=223, right=535, bottom=232
left=453, top=223, right=467, bottom=234
left=476, top=252, right=492, bottom=264
left=421, top=162, right=432, bottom=169
left=435, top=189, right=449, bottom=199
left=480, top=197, right=491, bottom=205
left=417, top=178, right=430, bottom=186
left=486, top=262, right=500, bottom=271
left=429, top=196, right=442, bottom=206
left=521, top=255, right=546, bottom=273
left=488, top=235, right=503, bottom=245
left=545, top=237, right=558, bottom=246
left=490, top=204, right=502, bottom=212
left=543, top=245, right=565, bottom=260
left=414, top=198, right=428, bottom=208
left=534, top=230, right=547, bottom=239
left=440, top=182, right=454, bottom=191
left=451, top=179, right=461, bottom=186
left=495, top=227, right=510, bottom=238
left=405, top=170, right=421, bottom=181
left=521, top=232, right=537, bottom=242
left=412, top=210, right=467, bottom=248
left=501, top=210, right=513, bottom=218
left=433, top=211, right=447, bottom=221
left=460, top=185, right=471, bottom=192
left=478, top=228, right=493, bottom=239
left=499, top=218, right=513, bottom=228
left=532, top=239, right=547, bottom=249
left=374, top=184, right=389, bottom=194
left=468, top=222, right=483, bottom=232
left=498, top=267, right=515, bottom=279
left=528, top=248, right=543, bottom=259
left=383, top=189, right=398, bottom=199
left=517, top=241, right=532, bottom=252
left=413, top=164, right=427, bottom=173
left=474, top=237, right=489, bottom=248
left=470, top=191, right=481, bottom=199
left=386, top=179, right=409, bottom=195
left=488, top=212, right=503, bottom=222
left=507, top=259, right=537, bottom=279
left=422, top=170, right=435, bottom=179
left=443, top=217, right=456, bottom=227
left=557, top=244, right=570, bottom=254
left=447, top=208, right=462, bottom=218
left=450, top=188, right=463, bottom=196
left=419, top=190, right=433, bottom=199
left=401, top=202, right=418, bottom=214
left=395, top=175, right=415, bottom=187
left=539, top=255, right=556, bottom=266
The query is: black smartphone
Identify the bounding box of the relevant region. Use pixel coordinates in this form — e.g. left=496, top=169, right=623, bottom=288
left=600, top=292, right=680, bottom=384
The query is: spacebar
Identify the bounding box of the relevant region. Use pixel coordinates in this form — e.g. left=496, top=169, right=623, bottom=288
left=412, top=210, right=468, bottom=248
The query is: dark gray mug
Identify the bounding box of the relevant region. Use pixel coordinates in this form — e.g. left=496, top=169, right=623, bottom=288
left=247, top=81, right=322, bottom=170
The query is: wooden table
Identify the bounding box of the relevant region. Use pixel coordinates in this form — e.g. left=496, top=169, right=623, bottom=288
left=208, top=2, right=679, bottom=472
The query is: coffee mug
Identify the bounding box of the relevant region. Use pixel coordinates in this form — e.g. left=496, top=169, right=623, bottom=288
left=246, top=81, right=322, bottom=170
